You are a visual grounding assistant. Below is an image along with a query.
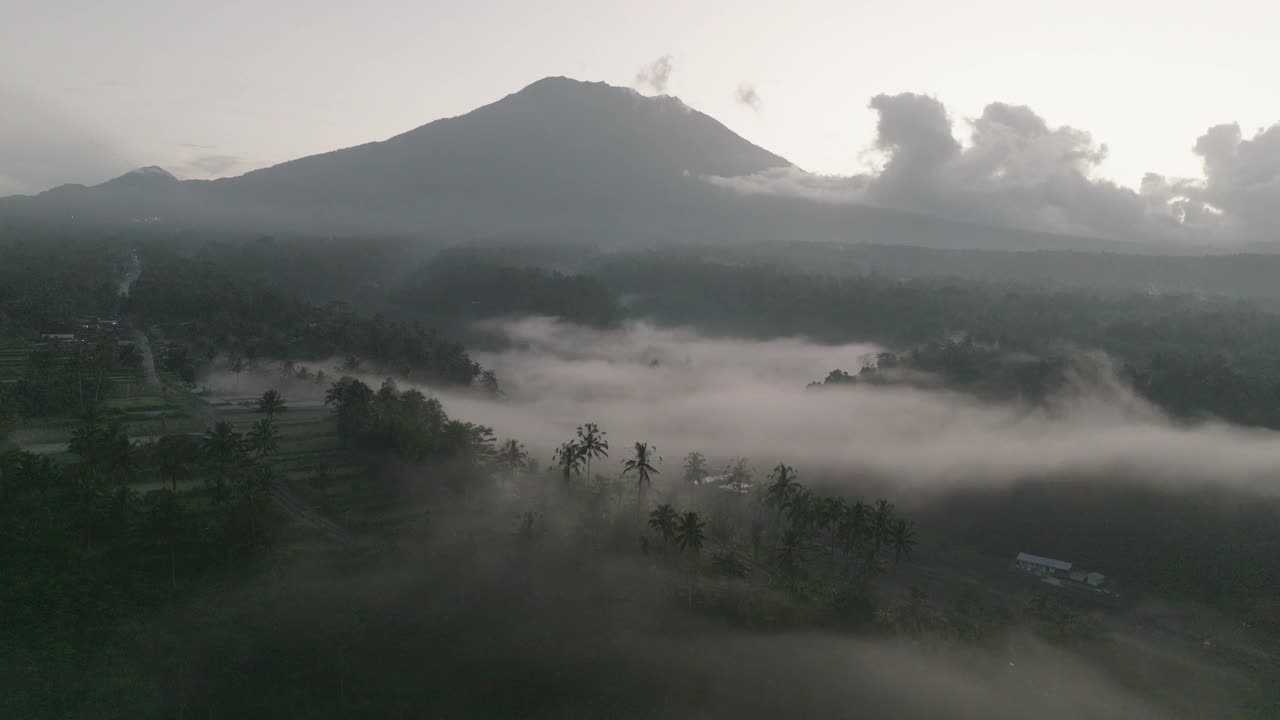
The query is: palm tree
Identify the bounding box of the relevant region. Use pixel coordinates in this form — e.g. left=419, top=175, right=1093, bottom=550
left=246, top=418, right=280, bottom=459
left=785, top=487, right=818, bottom=536
left=202, top=421, right=243, bottom=503
left=776, top=528, right=809, bottom=583
left=155, top=434, right=196, bottom=492
left=839, top=500, right=869, bottom=563
left=89, top=338, right=116, bottom=405
left=97, top=422, right=137, bottom=486
left=674, top=511, right=706, bottom=608
left=888, top=518, right=918, bottom=564
left=682, top=451, right=707, bottom=504
left=117, top=344, right=142, bottom=397
left=257, top=389, right=287, bottom=418
left=236, top=463, right=276, bottom=548
left=142, top=489, right=185, bottom=590
left=647, top=503, right=678, bottom=548
left=765, top=464, right=800, bottom=516
left=870, top=498, right=896, bottom=556
left=340, top=354, right=363, bottom=373
left=675, top=511, right=706, bottom=553
left=552, top=441, right=583, bottom=484
left=818, top=496, right=846, bottom=558
left=68, top=410, right=105, bottom=467
left=495, top=439, right=529, bottom=480
left=574, top=423, right=609, bottom=480
left=621, top=441, right=660, bottom=511
left=229, top=356, right=247, bottom=392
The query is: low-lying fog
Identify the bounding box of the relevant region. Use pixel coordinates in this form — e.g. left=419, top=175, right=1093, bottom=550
left=420, top=317, right=1280, bottom=494
left=185, top=318, right=1276, bottom=718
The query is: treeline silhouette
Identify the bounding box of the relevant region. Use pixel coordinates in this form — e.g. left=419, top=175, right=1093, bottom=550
left=126, top=248, right=486, bottom=388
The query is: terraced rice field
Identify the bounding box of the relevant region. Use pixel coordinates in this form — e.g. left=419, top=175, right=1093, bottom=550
left=203, top=397, right=368, bottom=517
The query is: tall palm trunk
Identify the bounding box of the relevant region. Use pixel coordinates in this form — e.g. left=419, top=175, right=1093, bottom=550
left=686, top=559, right=695, bottom=609
left=75, top=345, right=86, bottom=412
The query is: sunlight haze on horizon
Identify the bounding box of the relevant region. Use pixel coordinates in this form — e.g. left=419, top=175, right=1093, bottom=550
left=2, top=0, right=1269, bottom=196
left=2, top=0, right=1275, bottom=195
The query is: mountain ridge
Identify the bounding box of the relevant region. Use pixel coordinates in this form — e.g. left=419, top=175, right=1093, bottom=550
left=0, top=77, right=1175, bottom=253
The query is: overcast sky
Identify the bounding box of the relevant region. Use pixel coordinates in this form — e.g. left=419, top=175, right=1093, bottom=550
left=1, top=0, right=1275, bottom=196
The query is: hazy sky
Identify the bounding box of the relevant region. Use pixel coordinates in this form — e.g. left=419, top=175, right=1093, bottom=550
left=1, top=0, right=1275, bottom=194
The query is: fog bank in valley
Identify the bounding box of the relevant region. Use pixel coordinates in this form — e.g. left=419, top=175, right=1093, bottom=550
left=180, top=318, right=1273, bottom=719
left=424, top=317, right=1280, bottom=494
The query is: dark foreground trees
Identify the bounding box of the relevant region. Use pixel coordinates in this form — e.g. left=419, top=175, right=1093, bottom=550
left=324, top=376, right=494, bottom=463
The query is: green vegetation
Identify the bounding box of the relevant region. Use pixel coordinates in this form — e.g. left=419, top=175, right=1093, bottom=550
left=126, top=246, right=487, bottom=388
left=3, top=235, right=1279, bottom=717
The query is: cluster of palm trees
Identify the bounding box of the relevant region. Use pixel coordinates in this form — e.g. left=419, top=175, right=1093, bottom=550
left=646, top=502, right=706, bottom=606
left=634, top=461, right=917, bottom=598
left=536, top=422, right=920, bottom=607
left=545, top=422, right=918, bottom=569
left=765, top=463, right=917, bottom=576
left=552, top=424, right=663, bottom=511
left=646, top=503, right=706, bottom=555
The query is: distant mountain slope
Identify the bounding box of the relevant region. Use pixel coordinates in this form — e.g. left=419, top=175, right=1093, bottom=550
left=196, top=76, right=793, bottom=236
left=0, top=77, right=1164, bottom=252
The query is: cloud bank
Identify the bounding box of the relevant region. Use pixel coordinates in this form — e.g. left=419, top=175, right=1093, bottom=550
left=706, top=94, right=1280, bottom=247
left=414, top=318, right=1280, bottom=495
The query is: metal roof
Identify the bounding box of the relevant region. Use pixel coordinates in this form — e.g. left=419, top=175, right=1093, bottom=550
left=1016, top=552, right=1072, bottom=571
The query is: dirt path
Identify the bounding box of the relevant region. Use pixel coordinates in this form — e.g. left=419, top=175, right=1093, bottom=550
left=133, top=329, right=160, bottom=387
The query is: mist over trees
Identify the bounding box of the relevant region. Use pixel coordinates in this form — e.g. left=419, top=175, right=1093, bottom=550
left=3, top=230, right=1280, bottom=717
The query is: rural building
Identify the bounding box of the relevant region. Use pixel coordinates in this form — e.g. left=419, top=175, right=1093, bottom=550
left=1023, top=554, right=1111, bottom=589
left=695, top=474, right=753, bottom=495
left=1015, top=552, right=1072, bottom=576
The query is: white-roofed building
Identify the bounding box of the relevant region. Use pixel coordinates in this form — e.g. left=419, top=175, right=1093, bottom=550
left=1015, top=552, right=1072, bottom=577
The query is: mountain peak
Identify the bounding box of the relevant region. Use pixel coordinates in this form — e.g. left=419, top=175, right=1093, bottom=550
left=5, top=77, right=794, bottom=236
left=124, top=166, right=177, bottom=181
left=97, top=166, right=178, bottom=188
left=506, top=75, right=685, bottom=109
left=516, top=75, right=622, bottom=94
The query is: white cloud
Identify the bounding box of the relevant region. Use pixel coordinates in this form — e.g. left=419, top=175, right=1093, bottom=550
left=634, top=55, right=674, bottom=94
left=705, top=93, right=1280, bottom=247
